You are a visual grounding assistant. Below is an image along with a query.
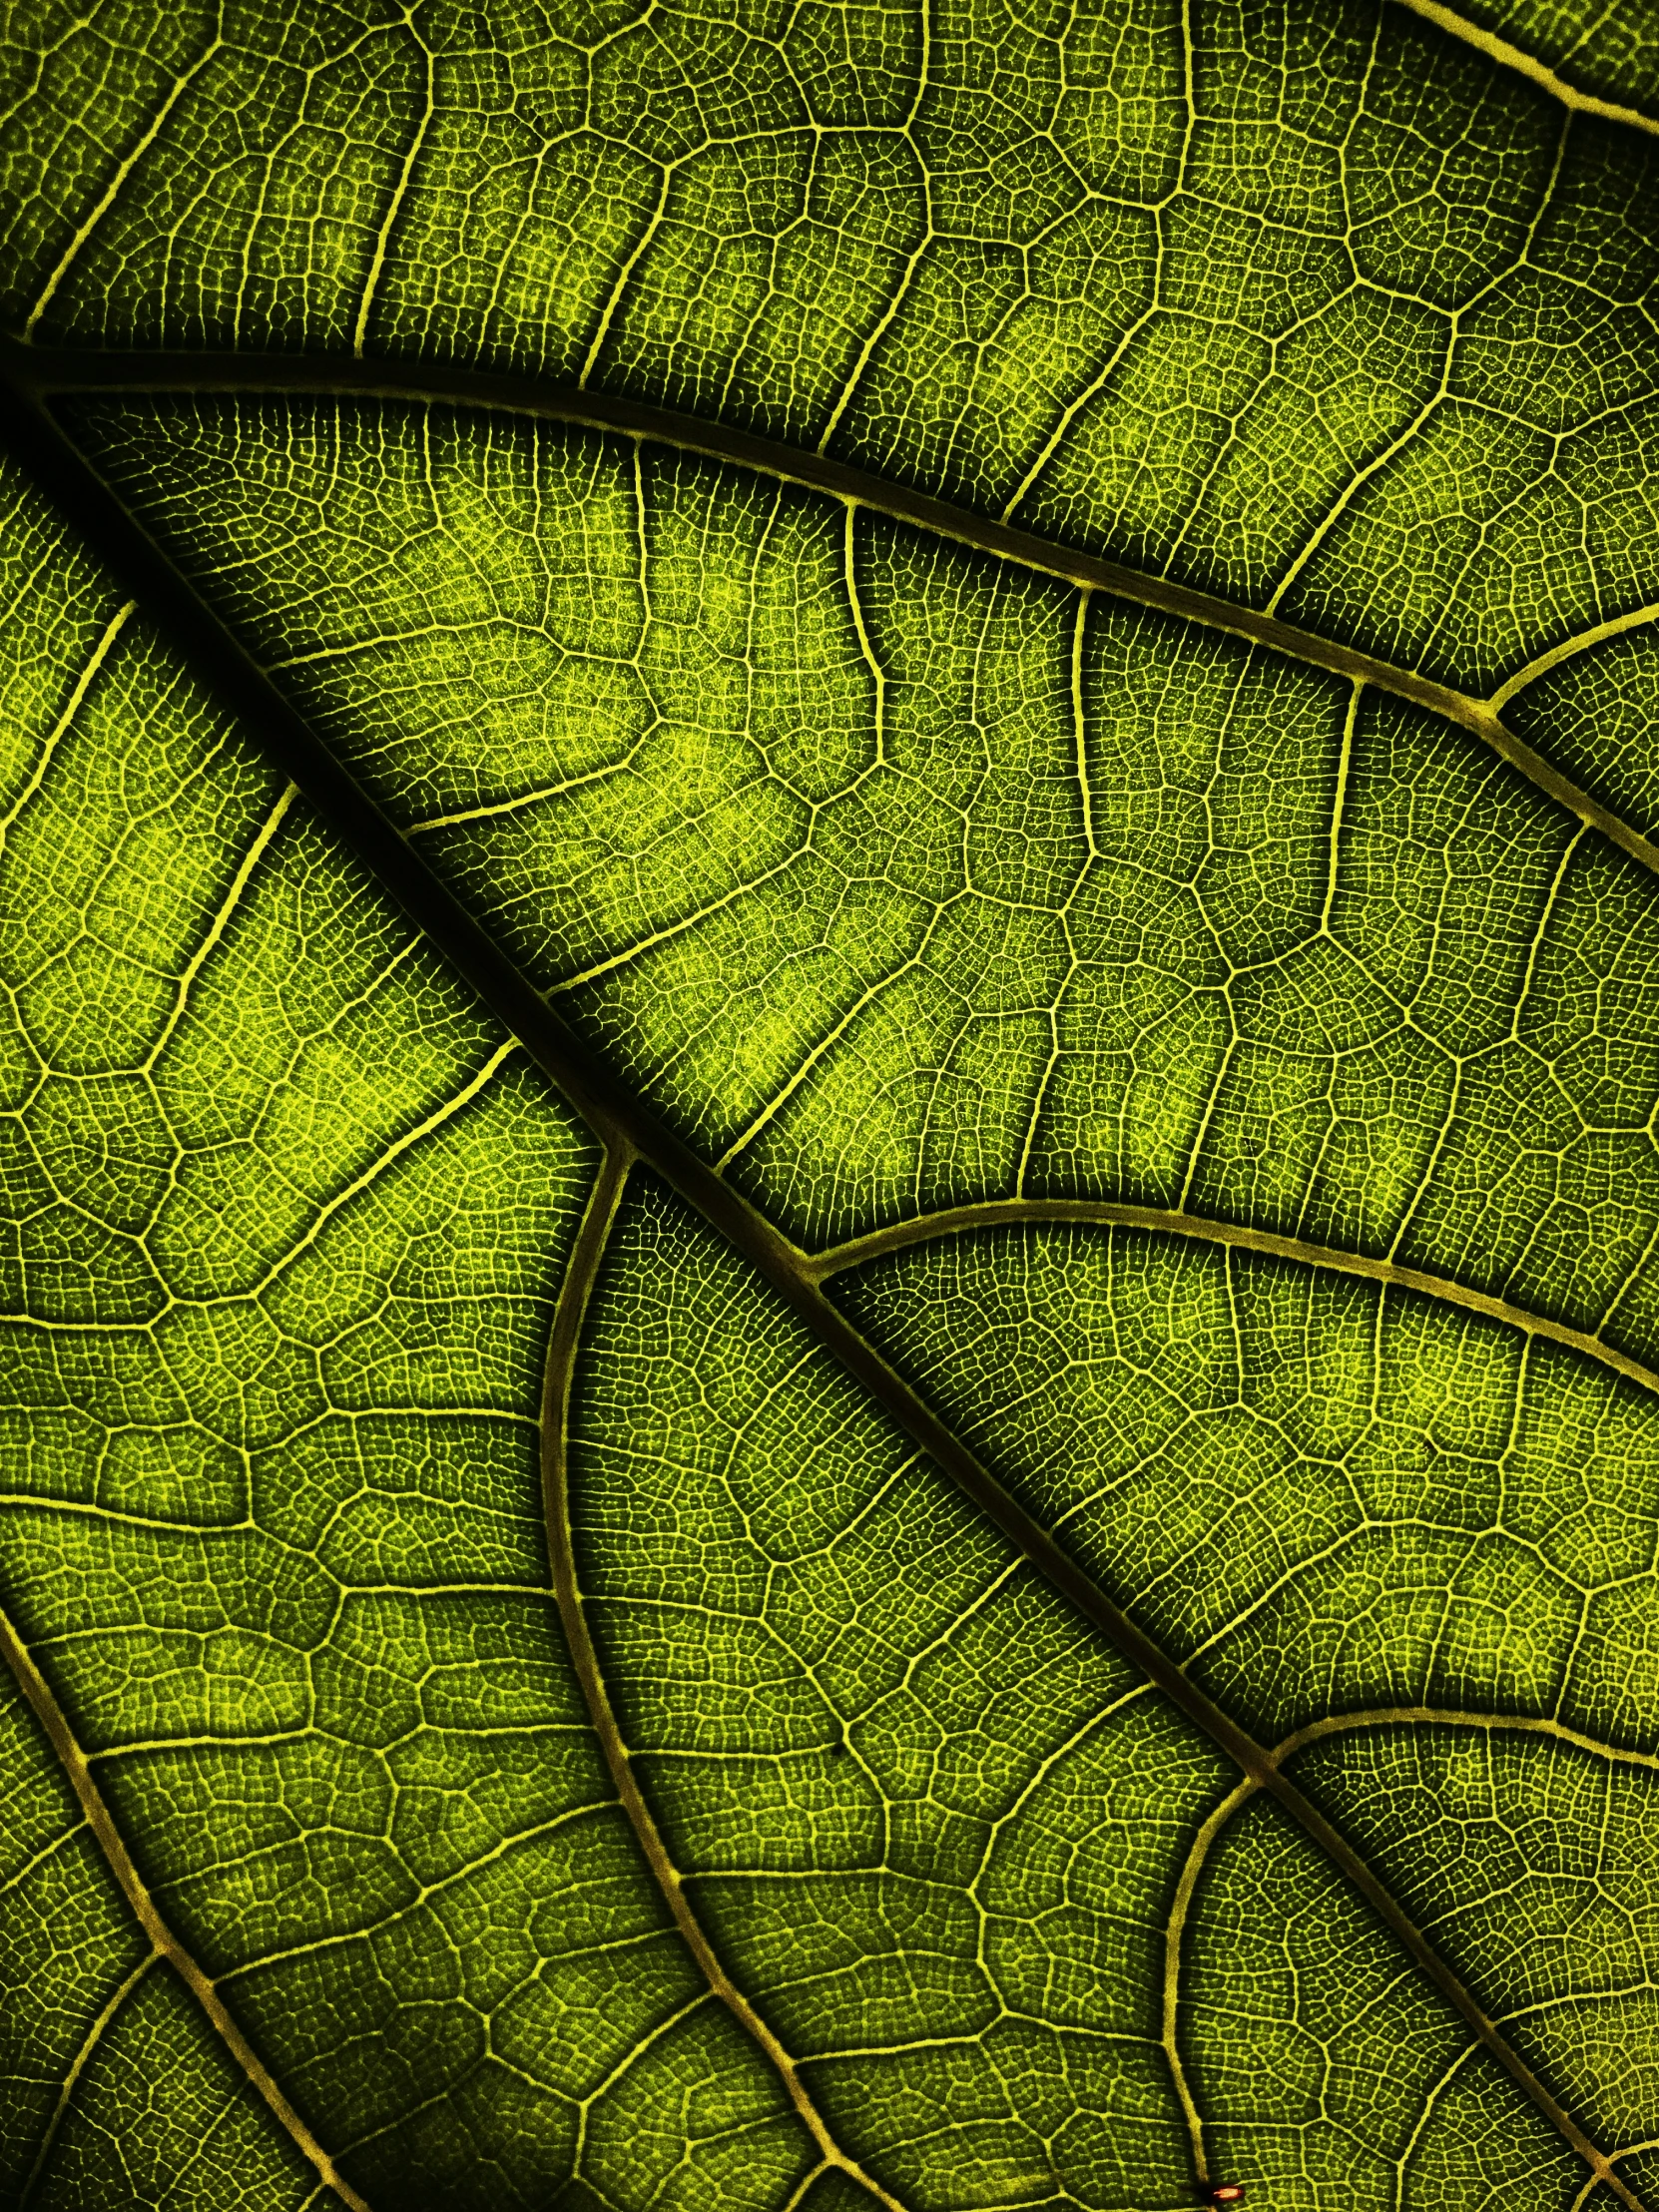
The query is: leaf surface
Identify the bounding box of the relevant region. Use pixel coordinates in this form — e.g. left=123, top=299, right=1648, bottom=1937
left=0, top=2, right=1657, bottom=2208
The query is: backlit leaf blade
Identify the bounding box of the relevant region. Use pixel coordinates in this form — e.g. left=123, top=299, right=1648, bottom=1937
left=0, top=0, right=1656, bottom=2205
left=79, top=397, right=1659, bottom=1361
left=4, top=1, right=1656, bottom=705
left=0, top=467, right=823, bottom=2205
left=573, top=1179, right=1593, bottom=2210
left=836, top=1223, right=1659, bottom=2155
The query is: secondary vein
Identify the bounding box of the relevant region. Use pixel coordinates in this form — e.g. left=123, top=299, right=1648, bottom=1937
left=1392, top=0, right=1659, bottom=135
left=0, top=353, right=1647, bottom=2210
left=538, top=1148, right=910, bottom=2212
left=807, top=1198, right=1659, bottom=1399
left=1161, top=1702, right=1659, bottom=2212
left=0, top=1604, right=370, bottom=2212
left=19, top=1950, right=159, bottom=2209
left=5, top=338, right=1656, bottom=879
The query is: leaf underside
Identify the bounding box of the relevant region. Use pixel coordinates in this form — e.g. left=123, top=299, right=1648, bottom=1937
left=0, top=3, right=1657, bottom=2209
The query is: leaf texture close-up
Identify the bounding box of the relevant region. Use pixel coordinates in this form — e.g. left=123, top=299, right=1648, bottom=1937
left=0, top=1, right=1657, bottom=2206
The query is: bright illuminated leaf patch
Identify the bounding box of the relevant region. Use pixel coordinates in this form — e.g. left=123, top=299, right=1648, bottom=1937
left=0, top=2, right=1656, bottom=2208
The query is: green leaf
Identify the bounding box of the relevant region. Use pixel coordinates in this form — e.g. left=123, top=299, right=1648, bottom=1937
left=0, top=3, right=1656, bottom=2208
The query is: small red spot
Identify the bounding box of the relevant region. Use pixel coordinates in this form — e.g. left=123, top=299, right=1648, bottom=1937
left=1209, top=2190, right=1245, bottom=2206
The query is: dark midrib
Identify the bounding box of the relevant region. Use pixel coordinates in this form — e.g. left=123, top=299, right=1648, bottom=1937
left=0, top=367, right=1646, bottom=2212
left=5, top=335, right=1658, bottom=879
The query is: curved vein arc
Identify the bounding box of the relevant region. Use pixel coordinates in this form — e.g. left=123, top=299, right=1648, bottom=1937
left=1575, top=2146, right=1659, bottom=2212
left=0, top=1606, right=370, bottom=2212
left=1274, top=1706, right=1659, bottom=1771
left=808, top=1198, right=1659, bottom=1398
left=19, top=1949, right=158, bottom=2208
left=1392, top=0, right=1659, bottom=136
left=1163, top=1704, right=1659, bottom=2212
left=1, top=366, right=1644, bottom=2211
left=1161, top=1778, right=1252, bottom=2185
left=7, top=340, right=1657, bottom=879
left=538, top=1148, right=910, bottom=2212
left=1490, top=599, right=1659, bottom=710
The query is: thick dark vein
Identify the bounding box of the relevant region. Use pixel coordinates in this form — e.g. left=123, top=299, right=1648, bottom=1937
left=0, top=358, right=1646, bottom=2212
left=539, top=1149, right=906, bottom=2212
left=810, top=1200, right=1659, bottom=1399
left=0, top=1607, right=371, bottom=2212
left=5, top=336, right=1657, bottom=879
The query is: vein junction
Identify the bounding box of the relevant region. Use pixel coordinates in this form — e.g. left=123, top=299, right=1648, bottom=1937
left=4, top=524, right=1654, bottom=2206
left=567, top=1178, right=1659, bottom=2212
left=62, top=391, right=1659, bottom=1372
left=2, top=0, right=1659, bottom=2194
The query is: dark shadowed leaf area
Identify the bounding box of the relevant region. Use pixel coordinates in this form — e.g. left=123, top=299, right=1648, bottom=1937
left=1, top=2, right=1658, bottom=2207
